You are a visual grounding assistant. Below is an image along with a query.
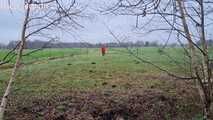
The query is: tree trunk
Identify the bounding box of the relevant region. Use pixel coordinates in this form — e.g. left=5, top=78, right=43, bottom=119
left=0, top=3, right=31, bottom=120
left=176, top=0, right=211, bottom=119
left=204, top=102, right=211, bottom=120
left=199, top=1, right=212, bottom=119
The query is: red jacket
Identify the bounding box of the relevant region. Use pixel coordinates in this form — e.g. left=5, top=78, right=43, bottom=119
left=101, top=47, right=106, bottom=53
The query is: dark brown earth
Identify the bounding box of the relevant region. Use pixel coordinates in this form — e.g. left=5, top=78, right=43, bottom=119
left=4, top=80, right=205, bottom=120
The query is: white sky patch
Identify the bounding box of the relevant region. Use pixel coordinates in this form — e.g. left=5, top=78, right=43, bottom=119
left=0, top=0, right=212, bottom=45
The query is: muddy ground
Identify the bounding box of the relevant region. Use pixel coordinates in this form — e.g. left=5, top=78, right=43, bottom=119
left=4, top=79, right=209, bottom=120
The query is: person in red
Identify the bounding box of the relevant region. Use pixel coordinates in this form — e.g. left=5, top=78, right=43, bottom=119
left=101, top=45, right=107, bottom=56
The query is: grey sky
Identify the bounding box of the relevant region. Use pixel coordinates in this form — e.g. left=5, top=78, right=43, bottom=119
left=1, top=0, right=212, bottom=45
left=0, top=0, right=168, bottom=45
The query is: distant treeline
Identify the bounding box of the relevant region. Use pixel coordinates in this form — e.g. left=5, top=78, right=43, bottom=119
left=0, top=40, right=213, bottom=49
left=0, top=40, right=159, bottom=49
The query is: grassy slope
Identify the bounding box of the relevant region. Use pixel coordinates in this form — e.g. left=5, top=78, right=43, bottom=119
left=0, top=47, right=208, bottom=119
left=0, top=47, right=195, bottom=96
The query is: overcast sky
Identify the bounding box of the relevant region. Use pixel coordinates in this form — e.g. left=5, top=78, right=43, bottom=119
left=1, top=0, right=212, bottom=45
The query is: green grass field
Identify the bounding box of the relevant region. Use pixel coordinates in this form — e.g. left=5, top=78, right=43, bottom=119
left=0, top=47, right=192, bottom=95
left=0, top=47, right=211, bottom=119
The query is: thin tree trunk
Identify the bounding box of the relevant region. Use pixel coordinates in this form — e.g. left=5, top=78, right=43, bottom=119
left=0, top=3, right=31, bottom=120
left=176, top=0, right=210, bottom=119
left=199, top=0, right=212, bottom=119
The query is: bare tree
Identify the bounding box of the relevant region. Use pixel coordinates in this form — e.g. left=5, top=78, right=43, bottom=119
left=0, top=0, right=83, bottom=119
left=103, top=0, right=213, bottom=119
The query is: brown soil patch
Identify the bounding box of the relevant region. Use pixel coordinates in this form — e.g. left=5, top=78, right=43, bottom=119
left=5, top=87, right=202, bottom=120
